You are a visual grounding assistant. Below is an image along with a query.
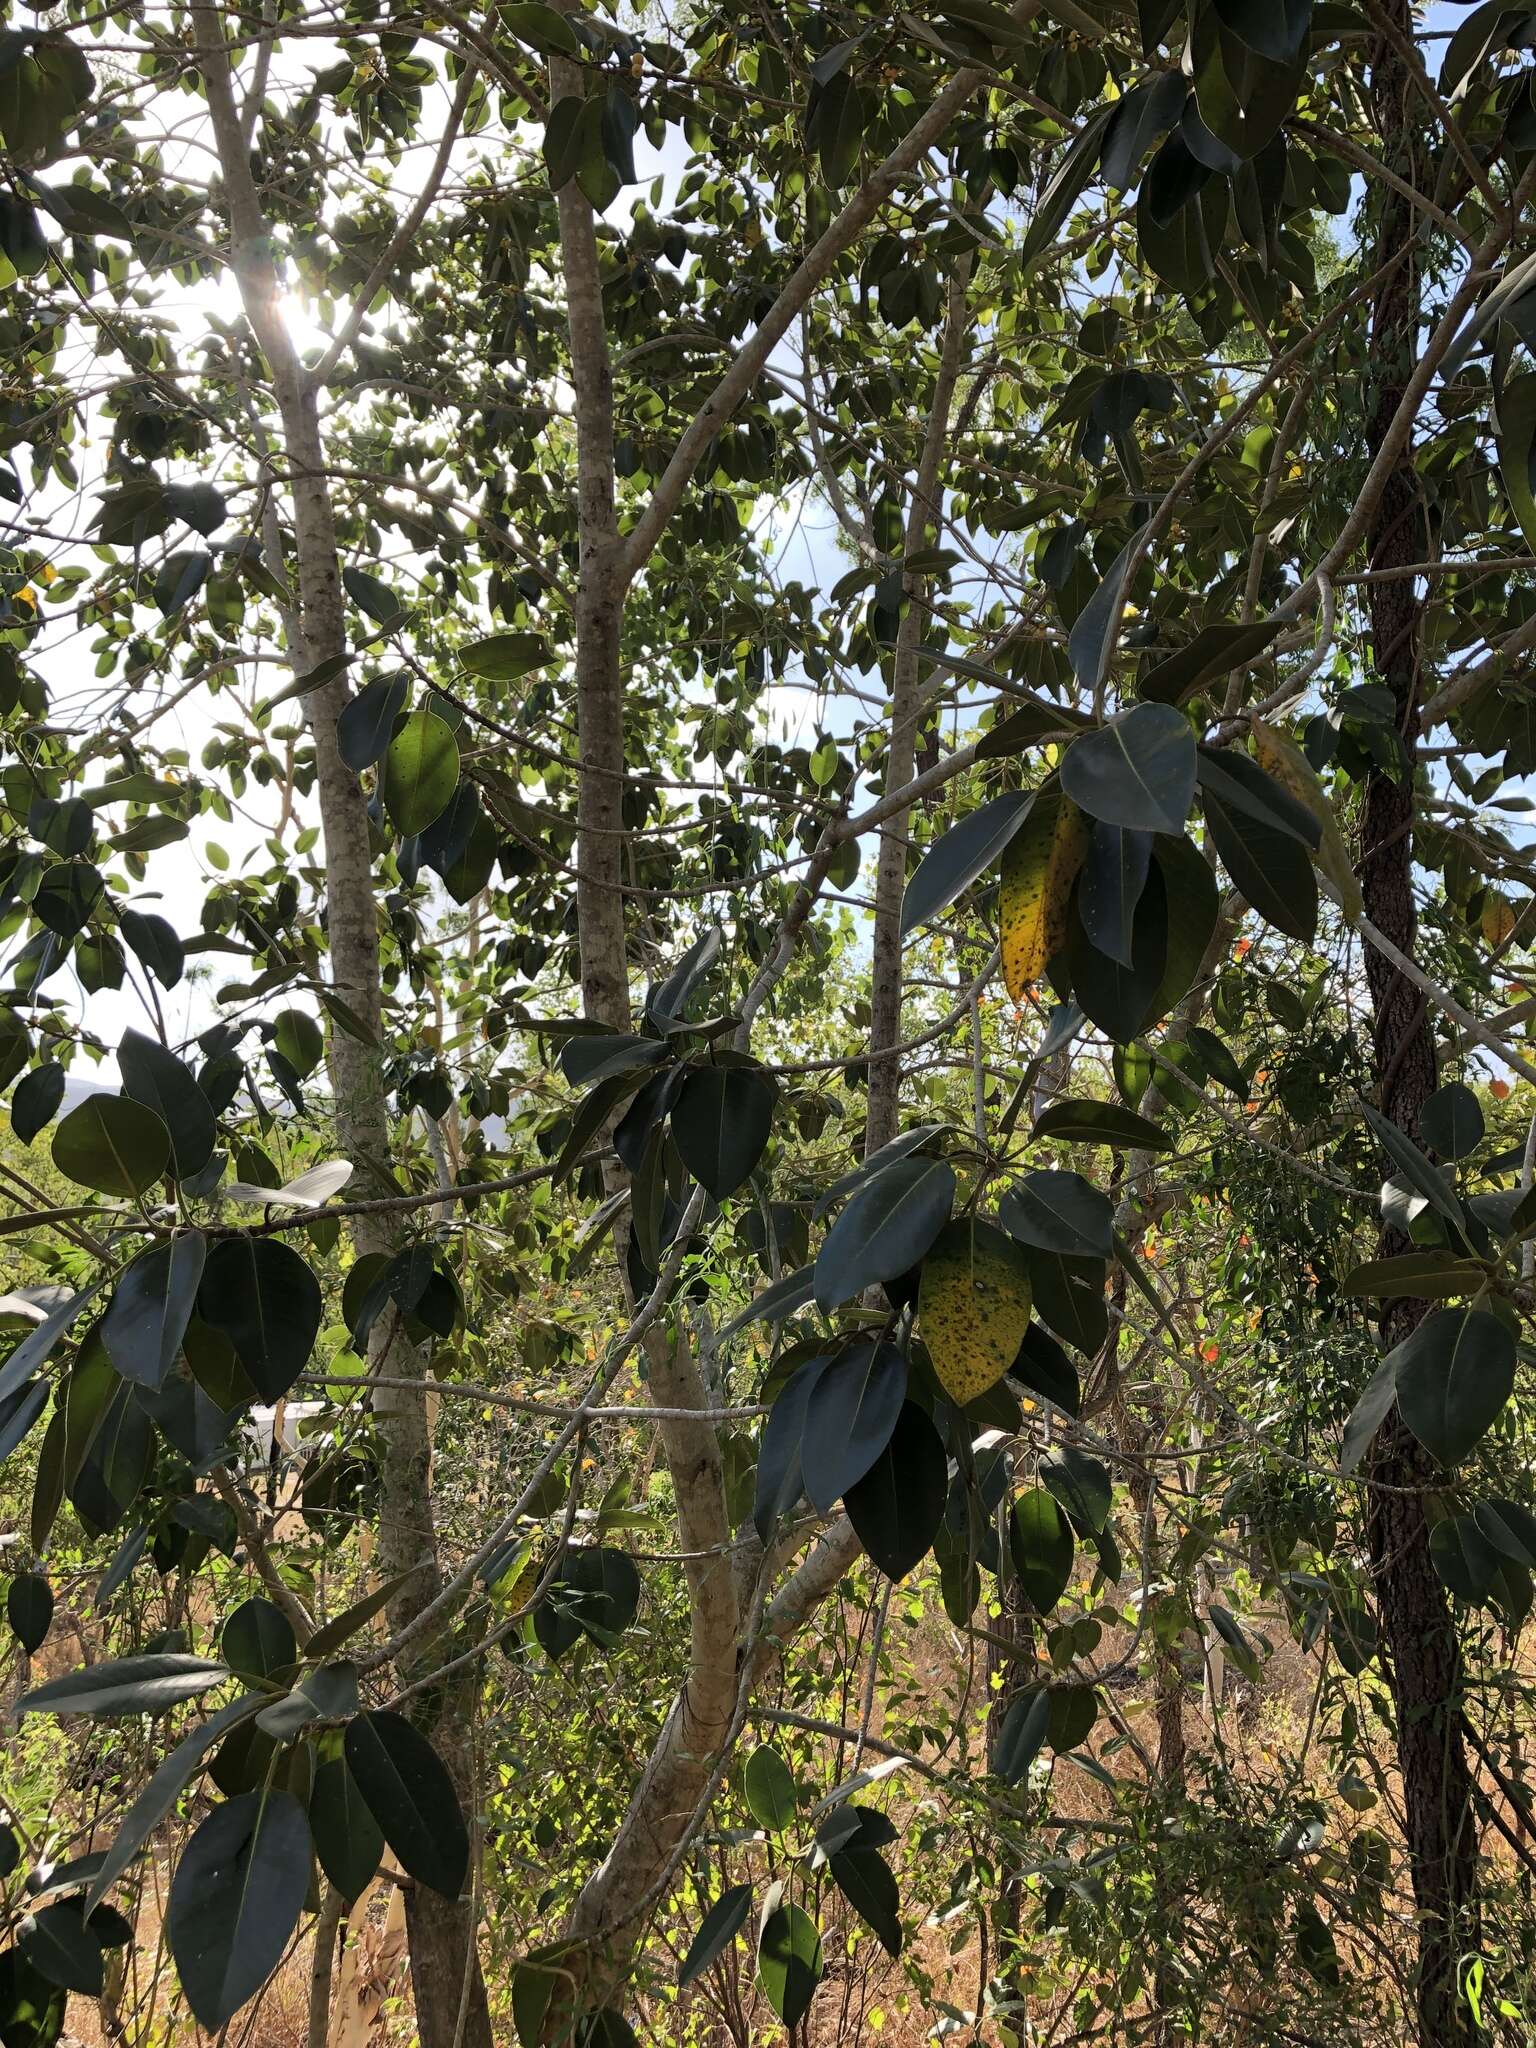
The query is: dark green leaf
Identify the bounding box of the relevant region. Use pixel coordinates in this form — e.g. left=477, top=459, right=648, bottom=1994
left=119, top=909, right=184, bottom=989
left=344, top=1711, right=468, bottom=1898
left=899, top=791, right=1033, bottom=936
left=52, top=1095, right=169, bottom=1198
left=829, top=1846, right=902, bottom=1957
left=11, top=1063, right=65, bottom=1144
left=1041, top=1445, right=1112, bottom=1533
left=18, top=1652, right=228, bottom=1718
left=1077, top=822, right=1152, bottom=969
left=756, top=1894, right=822, bottom=2028
left=168, top=1790, right=311, bottom=2030
left=671, top=1061, right=778, bottom=1199
left=814, top=1156, right=955, bottom=1313
left=309, top=1757, right=384, bottom=1901
left=678, top=1883, right=753, bottom=1989
left=198, top=1238, right=322, bottom=1402
left=87, top=1695, right=265, bottom=1914
left=1000, top=1170, right=1113, bottom=1258
left=1060, top=704, right=1196, bottom=836
left=1139, top=619, right=1282, bottom=704
left=1009, top=1488, right=1075, bottom=1612
left=1032, top=1099, right=1170, bottom=1151
left=1419, top=1082, right=1484, bottom=1161
left=752, top=1354, right=829, bottom=1543
left=844, top=1401, right=948, bottom=1581
left=800, top=1339, right=907, bottom=1511
left=992, top=1688, right=1051, bottom=1783
left=221, top=1597, right=298, bottom=1684
left=743, top=1746, right=797, bottom=1833
left=1066, top=543, right=1137, bottom=698
left=338, top=675, right=409, bottom=773
left=1011, top=1321, right=1081, bottom=1416
left=1392, top=1308, right=1515, bottom=1466
left=101, top=1231, right=205, bottom=1390
left=19, top=1903, right=105, bottom=1995
left=1429, top=1513, right=1502, bottom=1603
left=7, top=1572, right=52, bottom=1655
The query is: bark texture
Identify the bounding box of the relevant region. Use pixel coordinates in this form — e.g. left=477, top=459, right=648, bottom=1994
left=1360, top=10, right=1477, bottom=2036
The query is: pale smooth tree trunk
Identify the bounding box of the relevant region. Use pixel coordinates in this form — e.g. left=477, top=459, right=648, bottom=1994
left=197, top=20, right=491, bottom=2042
left=864, top=257, right=971, bottom=1158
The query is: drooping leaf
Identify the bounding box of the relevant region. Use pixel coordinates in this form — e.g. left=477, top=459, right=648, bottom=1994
left=197, top=1238, right=322, bottom=1402
left=1041, top=1445, right=1112, bottom=1533
left=101, top=1232, right=206, bottom=1390
left=670, top=1060, right=778, bottom=1199
left=844, top=1402, right=948, bottom=1581
left=344, top=1711, right=468, bottom=1898
left=337, top=674, right=410, bottom=773
left=309, top=1756, right=384, bottom=1902
left=1249, top=716, right=1361, bottom=923
left=167, top=1790, right=311, bottom=2030
left=899, top=790, right=1033, bottom=937
left=829, top=1846, right=902, bottom=1957
left=918, top=1218, right=1033, bottom=1406
left=1361, top=1104, right=1466, bottom=1232
left=11, top=1063, right=66, bottom=1144
left=1340, top=1252, right=1489, bottom=1300
left=678, top=1884, right=753, bottom=1990
left=86, top=1694, right=266, bottom=1914
left=117, top=1029, right=216, bottom=1178
left=1417, top=1082, right=1484, bottom=1162
left=1429, top=1513, right=1502, bottom=1603
left=1020, top=101, right=1117, bottom=273
left=756, top=1894, right=823, bottom=2029
left=383, top=710, right=459, bottom=836
left=18, top=1902, right=106, bottom=1995
left=752, top=1353, right=829, bottom=1543
left=1000, top=781, right=1091, bottom=997
left=1011, top=1321, right=1081, bottom=1416
left=1391, top=1308, right=1516, bottom=1466
left=800, top=1340, right=908, bottom=1511
left=7, top=1572, right=52, bottom=1655
left=814, top=1156, right=955, bottom=1313
left=1009, top=1488, right=1075, bottom=1613
left=743, top=1746, right=797, bottom=1833
left=1077, top=822, right=1153, bottom=969
left=52, top=1095, right=170, bottom=1198
left=992, top=1687, right=1051, bottom=1784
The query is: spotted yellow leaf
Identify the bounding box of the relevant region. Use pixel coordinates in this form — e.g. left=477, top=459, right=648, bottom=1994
left=1250, top=717, right=1362, bottom=926
left=1483, top=890, right=1517, bottom=949
left=920, top=1218, right=1033, bottom=1406
left=1000, top=780, right=1090, bottom=999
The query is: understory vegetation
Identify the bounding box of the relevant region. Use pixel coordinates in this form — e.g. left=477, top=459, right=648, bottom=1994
left=6, top=1, right=1536, bottom=2043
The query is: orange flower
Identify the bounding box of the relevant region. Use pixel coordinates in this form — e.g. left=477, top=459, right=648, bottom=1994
left=1492, top=1079, right=1512, bottom=1100
left=1234, top=938, right=1252, bottom=958
left=1201, top=1342, right=1220, bottom=1363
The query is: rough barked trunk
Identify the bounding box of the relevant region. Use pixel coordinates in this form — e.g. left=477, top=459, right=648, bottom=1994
left=196, top=18, right=491, bottom=2042
left=864, top=258, right=970, bottom=1159
left=1360, top=9, right=1477, bottom=2036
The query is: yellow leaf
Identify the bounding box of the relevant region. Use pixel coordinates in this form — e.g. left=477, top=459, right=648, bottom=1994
left=1250, top=717, right=1362, bottom=926
left=1483, top=891, right=1517, bottom=949
left=1000, top=780, right=1089, bottom=999
left=919, top=1217, right=1033, bottom=1405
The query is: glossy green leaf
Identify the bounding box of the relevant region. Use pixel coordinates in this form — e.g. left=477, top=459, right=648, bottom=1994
left=1391, top=1308, right=1515, bottom=1466
left=52, top=1095, right=170, bottom=1198
left=1060, top=704, right=1196, bottom=836
left=899, top=790, right=1033, bottom=936
left=384, top=709, right=459, bottom=836
left=344, top=1710, right=468, bottom=1898
left=743, top=1746, right=797, bottom=1833
left=101, top=1231, right=206, bottom=1390
left=814, top=1155, right=955, bottom=1313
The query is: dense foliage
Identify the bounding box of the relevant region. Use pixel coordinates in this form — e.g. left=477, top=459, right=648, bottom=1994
left=4, top=0, right=1536, bottom=2042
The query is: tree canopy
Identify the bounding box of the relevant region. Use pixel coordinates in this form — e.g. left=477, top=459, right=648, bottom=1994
left=5, top=1, right=1536, bottom=2043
